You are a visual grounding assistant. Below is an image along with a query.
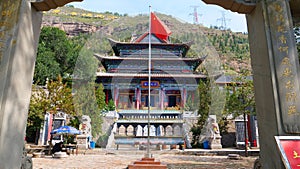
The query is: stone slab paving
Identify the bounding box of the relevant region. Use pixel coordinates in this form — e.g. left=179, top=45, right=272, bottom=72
left=32, top=149, right=258, bottom=169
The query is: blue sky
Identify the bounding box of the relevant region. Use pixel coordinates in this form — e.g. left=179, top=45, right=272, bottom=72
left=69, top=0, right=248, bottom=32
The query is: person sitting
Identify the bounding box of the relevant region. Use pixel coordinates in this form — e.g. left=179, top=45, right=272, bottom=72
left=51, top=142, right=63, bottom=155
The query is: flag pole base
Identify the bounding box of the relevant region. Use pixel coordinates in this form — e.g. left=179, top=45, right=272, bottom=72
left=144, top=153, right=152, bottom=158
left=127, top=157, right=167, bottom=169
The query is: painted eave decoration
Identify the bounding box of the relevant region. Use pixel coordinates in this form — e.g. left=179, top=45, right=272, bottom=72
left=31, top=0, right=83, bottom=11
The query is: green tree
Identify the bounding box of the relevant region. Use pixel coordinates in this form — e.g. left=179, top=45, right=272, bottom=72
left=107, top=99, right=116, bottom=111
left=184, top=96, right=194, bottom=111
left=224, top=76, right=255, bottom=118
left=27, top=85, right=50, bottom=144
left=73, top=82, right=102, bottom=139
left=34, top=27, right=86, bottom=85
left=184, top=90, right=199, bottom=111
left=67, top=34, right=90, bottom=76
left=39, top=27, right=72, bottom=73
left=222, top=76, right=255, bottom=151
left=46, top=76, right=75, bottom=115
left=73, top=48, right=99, bottom=80
left=26, top=76, right=76, bottom=144
left=191, top=79, right=211, bottom=147
left=209, top=83, right=227, bottom=134
left=34, top=41, right=61, bottom=85
left=95, top=83, right=107, bottom=112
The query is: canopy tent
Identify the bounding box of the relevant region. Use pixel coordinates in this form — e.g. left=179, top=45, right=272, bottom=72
left=50, top=125, right=81, bottom=136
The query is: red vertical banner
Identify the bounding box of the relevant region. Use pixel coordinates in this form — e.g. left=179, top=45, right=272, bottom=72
left=275, top=136, right=300, bottom=168
left=136, top=87, right=140, bottom=110
left=105, top=90, right=109, bottom=104
left=47, top=114, right=53, bottom=143
left=247, top=114, right=252, bottom=146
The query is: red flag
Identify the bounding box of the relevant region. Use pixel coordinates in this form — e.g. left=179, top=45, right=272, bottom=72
left=151, top=12, right=172, bottom=41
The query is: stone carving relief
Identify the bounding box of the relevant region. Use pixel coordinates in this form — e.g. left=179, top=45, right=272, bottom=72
left=127, top=125, right=134, bottom=136
left=118, top=125, right=126, bottom=136
left=165, top=125, right=173, bottom=136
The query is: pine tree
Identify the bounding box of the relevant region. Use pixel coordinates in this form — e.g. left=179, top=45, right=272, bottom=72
left=73, top=82, right=103, bottom=139
left=191, top=79, right=211, bottom=147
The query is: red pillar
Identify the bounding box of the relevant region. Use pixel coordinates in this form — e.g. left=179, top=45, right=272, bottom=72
left=105, top=90, right=109, bottom=104
left=247, top=114, right=252, bottom=147
left=47, top=114, right=53, bottom=143
left=114, top=86, right=119, bottom=108
left=160, top=88, right=164, bottom=110
left=182, top=87, right=187, bottom=108
left=136, top=87, right=140, bottom=110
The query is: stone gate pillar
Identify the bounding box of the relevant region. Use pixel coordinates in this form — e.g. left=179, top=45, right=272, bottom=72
left=247, top=0, right=300, bottom=168
left=0, top=1, right=43, bottom=169
left=0, top=0, right=82, bottom=168
left=203, top=0, right=300, bottom=168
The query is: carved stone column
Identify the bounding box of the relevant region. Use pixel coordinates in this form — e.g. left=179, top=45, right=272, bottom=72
left=203, top=0, right=300, bottom=167
left=0, top=1, right=42, bottom=168
left=246, top=0, right=299, bottom=168
left=0, top=0, right=83, bottom=168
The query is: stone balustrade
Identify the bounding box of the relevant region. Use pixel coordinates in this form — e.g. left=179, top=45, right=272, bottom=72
left=116, top=124, right=183, bottom=137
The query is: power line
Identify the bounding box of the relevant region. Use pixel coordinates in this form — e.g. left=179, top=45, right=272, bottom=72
left=189, top=6, right=202, bottom=24
left=216, top=11, right=231, bottom=30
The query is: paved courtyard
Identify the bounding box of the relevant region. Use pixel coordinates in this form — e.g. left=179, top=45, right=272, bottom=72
left=32, top=149, right=258, bottom=169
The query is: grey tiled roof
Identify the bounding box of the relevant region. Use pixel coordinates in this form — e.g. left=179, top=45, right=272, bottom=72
left=215, top=75, right=253, bottom=84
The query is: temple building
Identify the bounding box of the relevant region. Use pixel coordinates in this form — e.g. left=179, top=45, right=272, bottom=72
left=95, top=12, right=206, bottom=148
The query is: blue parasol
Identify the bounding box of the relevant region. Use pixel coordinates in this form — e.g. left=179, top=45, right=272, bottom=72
left=50, top=126, right=81, bottom=136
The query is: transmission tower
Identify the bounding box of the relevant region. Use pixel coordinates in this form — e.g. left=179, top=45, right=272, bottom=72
left=216, top=11, right=231, bottom=30
left=189, top=6, right=202, bottom=24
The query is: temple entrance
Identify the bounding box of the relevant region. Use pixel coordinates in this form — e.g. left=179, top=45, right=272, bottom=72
left=168, top=96, right=176, bottom=107
left=145, top=95, right=155, bottom=107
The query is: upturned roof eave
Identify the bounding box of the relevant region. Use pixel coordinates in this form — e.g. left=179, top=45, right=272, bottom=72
left=96, top=72, right=207, bottom=78
left=108, top=38, right=191, bottom=48
left=108, top=38, right=191, bottom=55
left=94, top=53, right=205, bottom=61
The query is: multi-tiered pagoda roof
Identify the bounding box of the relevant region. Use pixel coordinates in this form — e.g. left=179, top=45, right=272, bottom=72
left=95, top=12, right=206, bottom=148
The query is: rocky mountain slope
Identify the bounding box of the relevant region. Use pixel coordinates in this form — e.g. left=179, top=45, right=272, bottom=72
left=42, top=6, right=252, bottom=75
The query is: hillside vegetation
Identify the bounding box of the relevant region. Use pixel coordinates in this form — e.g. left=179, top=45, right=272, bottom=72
left=43, top=5, right=122, bottom=25
left=43, top=6, right=252, bottom=75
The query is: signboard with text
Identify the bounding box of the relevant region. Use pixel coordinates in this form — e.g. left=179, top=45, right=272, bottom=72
left=141, top=81, right=160, bottom=88
left=267, top=0, right=300, bottom=134
left=275, top=136, right=300, bottom=169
